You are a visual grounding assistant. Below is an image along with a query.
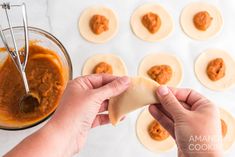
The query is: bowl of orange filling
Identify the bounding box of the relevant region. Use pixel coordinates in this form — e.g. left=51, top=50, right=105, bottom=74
left=0, top=27, right=72, bottom=130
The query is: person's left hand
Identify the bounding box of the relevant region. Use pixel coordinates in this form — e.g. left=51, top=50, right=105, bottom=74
left=48, top=74, right=130, bottom=155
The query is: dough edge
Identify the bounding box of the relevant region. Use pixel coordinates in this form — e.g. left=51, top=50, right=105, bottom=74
left=131, top=3, right=174, bottom=42
left=194, top=49, right=235, bottom=91
left=136, top=108, right=175, bottom=153
left=82, top=53, right=128, bottom=76
left=108, top=76, right=159, bottom=125
left=180, top=2, right=223, bottom=40
left=78, top=5, right=119, bottom=44
left=220, top=107, right=235, bottom=150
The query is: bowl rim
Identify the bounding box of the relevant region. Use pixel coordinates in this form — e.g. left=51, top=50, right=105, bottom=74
left=0, top=26, right=73, bottom=131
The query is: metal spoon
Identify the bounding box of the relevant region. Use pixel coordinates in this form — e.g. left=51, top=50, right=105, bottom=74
left=18, top=71, right=40, bottom=113
left=0, top=3, right=40, bottom=113
left=20, top=92, right=40, bottom=113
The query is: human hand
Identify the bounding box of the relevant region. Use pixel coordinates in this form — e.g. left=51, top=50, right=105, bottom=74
left=47, top=74, right=130, bottom=155
left=4, top=74, right=130, bottom=157
left=149, top=86, right=223, bottom=157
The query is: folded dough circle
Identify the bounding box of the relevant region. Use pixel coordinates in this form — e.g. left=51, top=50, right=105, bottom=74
left=131, top=3, right=174, bottom=42
left=180, top=2, right=223, bottom=40
left=138, top=53, right=183, bottom=87
left=194, top=49, right=235, bottom=91
left=78, top=6, right=118, bottom=43
left=136, top=108, right=175, bottom=153
left=219, top=108, right=235, bottom=150
left=109, top=76, right=159, bottom=125
left=82, top=54, right=128, bottom=76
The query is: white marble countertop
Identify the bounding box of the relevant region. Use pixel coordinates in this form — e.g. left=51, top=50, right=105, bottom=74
left=0, top=0, right=235, bottom=156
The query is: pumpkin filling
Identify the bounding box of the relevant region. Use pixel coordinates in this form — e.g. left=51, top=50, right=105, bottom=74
left=147, top=65, right=172, bottom=84
left=142, top=12, right=161, bottom=34
left=90, top=14, right=109, bottom=35
left=206, top=58, right=225, bottom=81
left=148, top=120, right=170, bottom=141
left=193, top=11, right=213, bottom=31
left=93, top=62, right=113, bottom=74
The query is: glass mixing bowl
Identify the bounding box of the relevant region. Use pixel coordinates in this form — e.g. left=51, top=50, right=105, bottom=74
left=0, top=26, right=73, bottom=130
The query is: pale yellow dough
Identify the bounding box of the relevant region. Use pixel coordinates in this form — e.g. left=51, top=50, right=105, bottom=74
left=138, top=53, right=183, bottom=87
left=109, top=76, right=159, bottom=125
left=136, top=108, right=175, bottom=153
left=82, top=54, right=128, bottom=76
left=131, top=3, right=174, bottom=42
left=78, top=6, right=118, bottom=44
left=180, top=2, right=223, bottom=40
left=219, top=108, right=235, bottom=150
left=195, top=49, right=235, bottom=91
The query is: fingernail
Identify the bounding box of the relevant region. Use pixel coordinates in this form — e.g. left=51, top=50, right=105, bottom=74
left=157, top=86, right=169, bottom=96
left=119, top=76, right=130, bottom=85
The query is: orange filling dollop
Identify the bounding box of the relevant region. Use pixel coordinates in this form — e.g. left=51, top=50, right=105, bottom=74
left=90, top=14, right=109, bottom=35
left=147, top=65, right=172, bottom=84
left=206, top=58, right=225, bottom=81
left=93, top=62, right=113, bottom=74
left=142, top=12, right=161, bottom=34
left=148, top=120, right=170, bottom=141
left=221, top=119, right=227, bottom=138
left=193, top=11, right=213, bottom=31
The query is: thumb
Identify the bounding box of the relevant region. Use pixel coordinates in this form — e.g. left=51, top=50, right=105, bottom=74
left=95, top=76, right=130, bottom=101
left=156, top=86, right=186, bottom=119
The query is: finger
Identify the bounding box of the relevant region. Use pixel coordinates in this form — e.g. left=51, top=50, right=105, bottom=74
left=153, top=102, right=191, bottom=120
left=92, top=114, right=110, bottom=128
left=169, top=87, right=210, bottom=106
left=74, top=74, right=119, bottom=89
left=149, top=105, right=175, bottom=138
left=156, top=86, right=187, bottom=119
left=153, top=103, right=174, bottom=121
left=99, top=100, right=108, bottom=113
left=180, top=102, right=191, bottom=110
left=95, top=76, right=130, bottom=100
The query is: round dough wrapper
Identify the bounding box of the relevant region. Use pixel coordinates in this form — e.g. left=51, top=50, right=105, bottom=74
left=131, top=3, right=174, bottom=42
left=82, top=54, right=128, bottom=76
left=195, top=49, right=235, bottom=91
left=136, top=108, right=175, bottom=153
left=180, top=2, right=223, bottom=40
left=219, top=108, right=235, bottom=150
left=109, top=76, right=159, bottom=125
left=78, top=6, right=118, bottom=44
left=138, top=53, right=183, bottom=87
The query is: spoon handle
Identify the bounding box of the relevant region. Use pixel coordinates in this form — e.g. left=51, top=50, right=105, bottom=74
left=0, top=3, right=30, bottom=94
left=21, top=70, right=30, bottom=94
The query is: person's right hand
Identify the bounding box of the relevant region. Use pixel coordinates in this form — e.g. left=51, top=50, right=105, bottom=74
left=149, top=86, right=223, bottom=157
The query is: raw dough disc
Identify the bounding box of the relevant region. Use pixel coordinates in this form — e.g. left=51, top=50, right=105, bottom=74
left=136, top=108, right=175, bottom=153
left=180, top=2, right=223, bottom=40
left=194, top=49, right=235, bottom=91
left=131, top=3, right=174, bottom=42
left=109, top=76, right=159, bottom=125
left=138, top=53, right=183, bottom=87
left=78, top=6, right=118, bottom=44
left=219, top=108, right=235, bottom=150
left=82, top=54, right=128, bottom=76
